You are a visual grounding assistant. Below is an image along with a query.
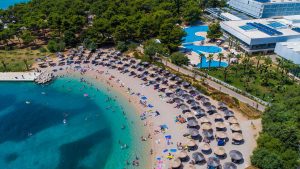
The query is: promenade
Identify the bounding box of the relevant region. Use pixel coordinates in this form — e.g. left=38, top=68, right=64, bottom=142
left=0, top=72, right=40, bottom=81
left=161, top=59, right=267, bottom=112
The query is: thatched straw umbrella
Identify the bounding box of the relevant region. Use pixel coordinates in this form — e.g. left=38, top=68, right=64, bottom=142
left=214, top=147, right=226, bottom=156
left=223, top=162, right=237, bottom=169
left=171, top=158, right=182, bottom=169
left=202, top=130, right=213, bottom=138
left=184, top=164, right=196, bottom=169
left=199, top=142, right=211, bottom=151
left=192, top=152, right=205, bottom=163
left=189, top=128, right=200, bottom=137
left=185, top=112, right=194, bottom=119
left=186, top=139, right=196, bottom=147
left=207, top=156, right=220, bottom=168
left=187, top=119, right=198, bottom=127
left=228, top=117, right=238, bottom=124
left=229, top=150, right=243, bottom=161
left=216, top=131, right=227, bottom=139
left=201, top=123, right=212, bottom=130
left=200, top=116, right=210, bottom=123
left=230, top=124, right=241, bottom=132
left=178, top=151, right=188, bottom=159
left=215, top=122, right=226, bottom=129
left=232, top=132, right=243, bottom=141
left=214, top=113, right=223, bottom=120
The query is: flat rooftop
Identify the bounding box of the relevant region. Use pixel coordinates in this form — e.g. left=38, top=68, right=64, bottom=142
left=279, top=41, right=300, bottom=53
left=222, top=18, right=300, bottom=39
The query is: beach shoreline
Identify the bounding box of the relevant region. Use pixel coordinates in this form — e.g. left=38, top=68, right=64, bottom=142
left=54, top=69, right=154, bottom=169
left=34, top=47, right=262, bottom=169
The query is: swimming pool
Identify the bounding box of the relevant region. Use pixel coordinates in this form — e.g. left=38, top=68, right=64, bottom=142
left=197, top=56, right=228, bottom=68
left=182, top=25, right=228, bottom=68
left=182, top=26, right=208, bottom=43
left=183, top=44, right=222, bottom=54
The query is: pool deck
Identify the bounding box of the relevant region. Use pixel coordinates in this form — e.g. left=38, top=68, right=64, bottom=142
left=0, top=72, right=40, bottom=81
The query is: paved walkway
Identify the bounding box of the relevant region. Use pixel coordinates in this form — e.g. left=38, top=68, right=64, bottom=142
left=161, top=59, right=266, bottom=112
left=0, top=72, right=40, bottom=81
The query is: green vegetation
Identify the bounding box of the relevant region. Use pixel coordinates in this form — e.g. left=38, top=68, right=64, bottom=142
left=206, top=22, right=223, bottom=41
left=0, top=47, right=52, bottom=71
left=170, top=52, right=189, bottom=66
left=0, top=0, right=205, bottom=53
left=251, top=87, right=300, bottom=169
left=207, top=55, right=297, bottom=103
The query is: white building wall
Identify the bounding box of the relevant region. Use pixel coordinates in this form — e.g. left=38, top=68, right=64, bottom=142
left=275, top=43, right=300, bottom=64
left=229, top=0, right=264, bottom=18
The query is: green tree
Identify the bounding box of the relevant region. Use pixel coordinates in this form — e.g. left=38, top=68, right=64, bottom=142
left=251, top=148, right=284, bottom=169
left=116, top=41, right=128, bottom=52
left=20, top=30, right=35, bottom=46
left=159, top=22, right=186, bottom=51
left=217, top=53, right=224, bottom=67
left=206, top=22, right=222, bottom=41
left=144, top=39, right=168, bottom=61
left=170, top=52, right=189, bottom=66
left=182, top=2, right=201, bottom=25
left=63, top=29, right=77, bottom=47
left=47, top=40, right=65, bottom=53
left=207, top=54, right=214, bottom=69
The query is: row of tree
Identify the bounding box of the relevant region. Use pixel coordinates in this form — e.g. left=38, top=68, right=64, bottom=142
left=0, top=0, right=227, bottom=52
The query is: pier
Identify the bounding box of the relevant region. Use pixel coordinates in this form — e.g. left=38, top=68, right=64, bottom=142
left=0, top=72, right=40, bottom=82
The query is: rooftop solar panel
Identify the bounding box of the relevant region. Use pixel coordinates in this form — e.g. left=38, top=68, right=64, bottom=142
left=246, top=22, right=283, bottom=36
left=268, top=22, right=285, bottom=28
left=292, top=27, right=300, bottom=33
left=239, top=25, right=256, bottom=31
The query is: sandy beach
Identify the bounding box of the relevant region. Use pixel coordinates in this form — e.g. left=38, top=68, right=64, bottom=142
left=34, top=47, right=261, bottom=169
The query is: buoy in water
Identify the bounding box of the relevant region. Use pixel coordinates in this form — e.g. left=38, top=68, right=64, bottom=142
left=25, top=101, right=30, bottom=104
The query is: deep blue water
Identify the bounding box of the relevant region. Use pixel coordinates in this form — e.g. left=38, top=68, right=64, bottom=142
left=0, top=77, right=146, bottom=169
left=0, top=0, right=29, bottom=9
left=182, top=25, right=228, bottom=68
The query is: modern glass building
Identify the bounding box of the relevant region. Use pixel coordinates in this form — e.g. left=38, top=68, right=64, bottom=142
left=220, top=17, right=300, bottom=54
left=229, top=0, right=300, bottom=18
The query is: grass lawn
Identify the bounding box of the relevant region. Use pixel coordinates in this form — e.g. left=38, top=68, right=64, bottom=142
left=0, top=47, right=52, bottom=72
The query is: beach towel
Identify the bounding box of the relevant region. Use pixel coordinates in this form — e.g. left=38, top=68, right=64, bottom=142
left=170, top=149, right=177, bottom=152
left=148, top=104, right=154, bottom=108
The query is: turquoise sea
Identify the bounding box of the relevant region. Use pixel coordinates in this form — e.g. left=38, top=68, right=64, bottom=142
left=0, top=0, right=29, bottom=9
left=0, top=77, right=148, bottom=169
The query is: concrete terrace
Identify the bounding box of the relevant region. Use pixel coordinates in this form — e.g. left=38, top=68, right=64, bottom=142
left=0, top=72, right=40, bottom=81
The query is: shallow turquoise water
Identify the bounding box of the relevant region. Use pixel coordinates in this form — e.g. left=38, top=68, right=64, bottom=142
left=0, top=0, right=29, bottom=9
left=0, top=77, right=147, bottom=169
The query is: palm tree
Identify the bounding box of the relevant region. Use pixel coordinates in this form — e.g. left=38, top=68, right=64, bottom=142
left=217, top=53, right=224, bottom=67
left=208, top=54, right=214, bottom=69
left=264, top=56, right=272, bottom=72
left=235, top=40, right=240, bottom=51
left=23, top=59, right=29, bottom=71
left=1, top=60, right=7, bottom=72
left=275, top=57, right=283, bottom=73
left=223, top=67, right=228, bottom=81
left=199, top=53, right=205, bottom=68
left=227, top=53, right=233, bottom=66
left=235, top=54, right=242, bottom=64
left=256, top=55, right=262, bottom=70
